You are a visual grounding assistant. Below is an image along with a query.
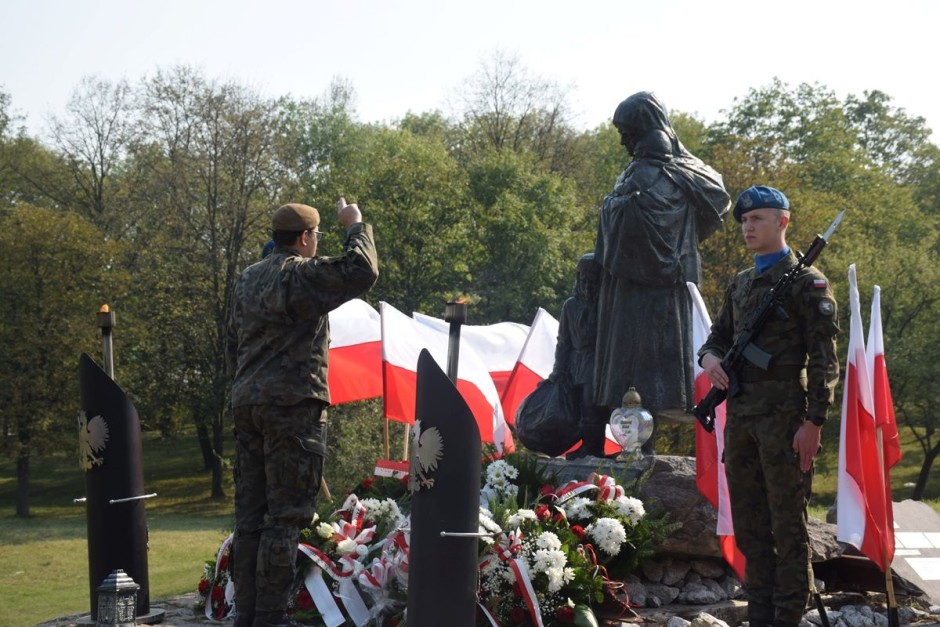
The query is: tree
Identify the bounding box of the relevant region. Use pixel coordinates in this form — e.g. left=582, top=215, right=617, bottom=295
left=48, top=76, right=135, bottom=232
left=128, top=66, right=288, bottom=498
left=0, top=206, right=121, bottom=516
left=453, top=51, right=584, bottom=181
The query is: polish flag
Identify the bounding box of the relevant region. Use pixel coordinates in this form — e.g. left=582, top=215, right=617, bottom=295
left=380, top=302, right=512, bottom=452
left=328, top=299, right=383, bottom=405
left=499, top=308, right=558, bottom=426
left=412, top=312, right=529, bottom=397
left=837, top=265, right=894, bottom=572
left=867, top=286, right=902, bottom=474
left=688, top=283, right=745, bottom=580
left=499, top=308, right=620, bottom=456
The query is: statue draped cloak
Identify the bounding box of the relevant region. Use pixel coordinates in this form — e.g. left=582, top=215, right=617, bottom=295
left=593, top=93, right=730, bottom=412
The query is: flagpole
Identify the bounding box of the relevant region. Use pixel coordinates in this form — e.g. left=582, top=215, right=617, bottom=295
left=876, top=425, right=899, bottom=627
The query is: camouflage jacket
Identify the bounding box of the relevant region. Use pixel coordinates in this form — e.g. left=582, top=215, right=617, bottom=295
left=697, top=250, right=839, bottom=420
left=226, top=223, right=379, bottom=407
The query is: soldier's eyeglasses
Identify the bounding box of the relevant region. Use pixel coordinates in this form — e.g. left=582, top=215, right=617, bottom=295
left=307, top=229, right=322, bottom=242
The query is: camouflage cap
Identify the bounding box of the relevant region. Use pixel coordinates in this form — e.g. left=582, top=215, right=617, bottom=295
left=272, top=203, right=320, bottom=231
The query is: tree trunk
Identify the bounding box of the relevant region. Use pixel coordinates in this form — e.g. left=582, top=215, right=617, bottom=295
left=210, top=410, right=225, bottom=500
left=16, top=449, right=29, bottom=517
left=911, top=441, right=939, bottom=501
left=195, top=421, right=213, bottom=470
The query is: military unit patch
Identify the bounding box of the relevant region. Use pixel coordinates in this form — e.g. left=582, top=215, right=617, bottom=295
left=819, top=299, right=835, bottom=316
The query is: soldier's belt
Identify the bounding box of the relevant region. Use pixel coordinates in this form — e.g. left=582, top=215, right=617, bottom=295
left=740, top=365, right=807, bottom=383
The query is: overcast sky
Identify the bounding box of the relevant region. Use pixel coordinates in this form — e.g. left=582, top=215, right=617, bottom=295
left=3, top=0, right=937, bottom=141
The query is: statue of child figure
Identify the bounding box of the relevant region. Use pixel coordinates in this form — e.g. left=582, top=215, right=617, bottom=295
left=551, top=252, right=609, bottom=458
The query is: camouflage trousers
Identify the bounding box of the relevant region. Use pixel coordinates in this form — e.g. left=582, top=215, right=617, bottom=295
left=231, top=399, right=327, bottom=616
left=724, top=410, right=814, bottom=626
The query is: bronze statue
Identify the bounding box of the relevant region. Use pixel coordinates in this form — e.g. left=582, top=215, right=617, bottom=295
left=593, top=92, right=730, bottom=447
left=551, top=252, right=608, bottom=458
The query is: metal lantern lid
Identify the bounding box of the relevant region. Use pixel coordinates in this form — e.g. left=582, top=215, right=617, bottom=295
left=621, top=386, right=642, bottom=408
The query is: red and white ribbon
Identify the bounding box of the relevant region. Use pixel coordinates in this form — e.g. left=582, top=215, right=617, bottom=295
left=553, top=480, right=598, bottom=504
left=589, top=473, right=624, bottom=501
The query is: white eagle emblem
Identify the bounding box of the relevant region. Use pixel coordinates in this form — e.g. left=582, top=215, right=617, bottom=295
left=408, top=420, right=443, bottom=493
left=78, top=411, right=109, bottom=471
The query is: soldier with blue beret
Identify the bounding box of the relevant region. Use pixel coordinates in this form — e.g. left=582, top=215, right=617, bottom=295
left=698, top=185, right=839, bottom=627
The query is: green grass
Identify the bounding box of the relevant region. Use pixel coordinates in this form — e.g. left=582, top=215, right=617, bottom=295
left=1, top=421, right=937, bottom=626
left=0, top=433, right=236, bottom=626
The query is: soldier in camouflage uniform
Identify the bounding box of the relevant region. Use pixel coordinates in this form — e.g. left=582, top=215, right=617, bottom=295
left=698, top=186, right=839, bottom=627
left=225, top=198, right=379, bottom=627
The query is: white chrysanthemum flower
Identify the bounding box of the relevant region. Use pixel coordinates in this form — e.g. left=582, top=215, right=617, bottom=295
left=336, top=538, right=359, bottom=555
left=532, top=548, right=567, bottom=573
left=545, top=567, right=564, bottom=593
left=504, top=508, right=537, bottom=529
left=561, top=496, right=594, bottom=521
left=586, top=517, right=627, bottom=556
left=614, top=495, right=646, bottom=525
left=562, top=568, right=576, bottom=585
left=316, top=522, right=334, bottom=539
left=536, top=531, right=562, bottom=551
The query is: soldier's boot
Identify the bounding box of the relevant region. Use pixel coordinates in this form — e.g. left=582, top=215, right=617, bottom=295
left=566, top=422, right=607, bottom=459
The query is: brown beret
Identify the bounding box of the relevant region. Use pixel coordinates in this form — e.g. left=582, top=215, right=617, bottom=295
left=271, top=203, right=320, bottom=231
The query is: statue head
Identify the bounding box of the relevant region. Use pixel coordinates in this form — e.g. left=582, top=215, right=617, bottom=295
left=612, top=92, right=675, bottom=157
left=574, top=252, right=601, bottom=300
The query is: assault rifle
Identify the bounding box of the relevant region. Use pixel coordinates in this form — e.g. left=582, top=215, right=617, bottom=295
left=692, top=209, right=845, bottom=433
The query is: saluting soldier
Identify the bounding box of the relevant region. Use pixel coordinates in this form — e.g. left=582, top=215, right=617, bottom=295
left=698, top=186, right=839, bottom=627
left=225, top=198, right=379, bottom=627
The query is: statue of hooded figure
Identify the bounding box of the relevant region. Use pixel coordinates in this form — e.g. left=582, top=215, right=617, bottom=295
left=593, top=92, right=730, bottom=448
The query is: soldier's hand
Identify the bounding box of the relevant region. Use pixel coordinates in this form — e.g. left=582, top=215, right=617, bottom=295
left=702, top=353, right=728, bottom=390
left=792, top=421, right=822, bottom=473
left=337, top=196, right=362, bottom=227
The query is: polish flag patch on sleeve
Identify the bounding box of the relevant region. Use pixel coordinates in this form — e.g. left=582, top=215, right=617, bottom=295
left=814, top=278, right=828, bottom=289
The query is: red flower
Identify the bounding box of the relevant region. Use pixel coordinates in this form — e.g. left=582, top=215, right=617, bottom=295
left=211, top=585, right=225, bottom=602
left=539, top=484, right=555, bottom=498
left=218, top=555, right=229, bottom=571
left=399, top=475, right=410, bottom=488
left=362, top=477, right=376, bottom=490
left=198, top=578, right=210, bottom=595
left=552, top=512, right=566, bottom=524
left=556, top=605, right=575, bottom=623
left=535, top=504, right=551, bottom=521
left=295, top=588, right=314, bottom=610
left=571, top=525, right=586, bottom=540
left=508, top=606, right=527, bottom=624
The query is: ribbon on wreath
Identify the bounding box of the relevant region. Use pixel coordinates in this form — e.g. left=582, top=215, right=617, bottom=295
left=487, top=529, right=545, bottom=627
left=297, top=543, right=370, bottom=627
left=552, top=480, right=598, bottom=504
left=204, top=532, right=236, bottom=621
left=588, top=473, right=624, bottom=501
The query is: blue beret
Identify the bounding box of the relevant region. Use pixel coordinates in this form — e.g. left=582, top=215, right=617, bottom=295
left=733, top=185, right=790, bottom=222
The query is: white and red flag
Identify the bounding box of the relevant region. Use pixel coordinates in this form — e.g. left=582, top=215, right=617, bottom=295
left=412, top=312, right=529, bottom=397
left=380, top=302, right=513, bottom=452
left=688, top=283, right=746, bottom=580
left=837, top=265, right=896, bottom=572
left=499, top=308, right=559, bottom=426
left=867, top=285, right=902, bottom=475
left=327, top=299, right=383, bottom=405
